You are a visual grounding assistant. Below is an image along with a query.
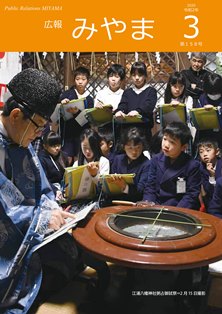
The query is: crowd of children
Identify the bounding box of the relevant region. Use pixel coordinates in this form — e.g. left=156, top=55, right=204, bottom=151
left=36, top=54, right=222, bottom=220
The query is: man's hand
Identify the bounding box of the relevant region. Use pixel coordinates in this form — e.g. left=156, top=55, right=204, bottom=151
left=48, top=210, right=76, bottom=231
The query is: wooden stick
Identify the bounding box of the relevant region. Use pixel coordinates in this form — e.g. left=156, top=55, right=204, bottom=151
left=112, top=200, right=136, bottom=206
left=108, top=213, right=212, bottom=228
left=141, top=207, right=164, bottom=244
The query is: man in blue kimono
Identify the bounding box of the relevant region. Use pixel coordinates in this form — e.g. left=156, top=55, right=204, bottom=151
left=143, top=121, right=201, bottom=210
left=0, top=69, right=79, bottom=313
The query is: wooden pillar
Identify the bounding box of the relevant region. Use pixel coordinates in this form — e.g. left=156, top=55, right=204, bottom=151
left=64, top=52, right=73, bottom=90
left=178, top=52, right=190, bottom=71
left=119, top=52, right=126, bottom=89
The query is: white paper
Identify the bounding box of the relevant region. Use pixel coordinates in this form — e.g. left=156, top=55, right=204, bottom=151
left=62, top=98, right=86, bottom=121
left=209, top=260, right=222, bottom=274
left=75, top=110, right=88, bottom=126
left=33, top=201, right=96, bottom=251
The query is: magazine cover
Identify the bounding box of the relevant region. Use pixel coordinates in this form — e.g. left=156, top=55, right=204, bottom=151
left=1, top=0, right=222, bottom=313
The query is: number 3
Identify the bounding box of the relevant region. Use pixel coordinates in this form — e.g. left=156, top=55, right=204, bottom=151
left=184, top=15, right=199, bottom=39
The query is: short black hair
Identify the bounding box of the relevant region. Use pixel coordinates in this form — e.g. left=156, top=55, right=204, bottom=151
left=78, top=128, right=103, bottom=165
left=73, top=66, right=90, bottom=80
left=130, top=61, right=147, bottom=77
left=2, top=96, right=35, bottom=121
left=149, top=129, right=163, bottom=155
left=42, top=131, right=61, bottom=146
left=164, top=71, right=186, bottom=103
left=107, top=64, right=126, bottom=81
left=121, top=126, right=146, bottom=147
left=203, top=73, right=222, bottom=95
left=197, top=138, right=219, bottom=150
left=163, top=122, right=192, bottom=145
left=97, top=127, right=114, bottom=144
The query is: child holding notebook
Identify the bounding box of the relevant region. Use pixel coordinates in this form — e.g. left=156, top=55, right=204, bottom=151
left=109, top=127, right=150, bottom=202
left=52, top=66, right=94, bottom=164
left=114, top=61, right=157, bottom=144
left=73, top=128, right=110, bottom=182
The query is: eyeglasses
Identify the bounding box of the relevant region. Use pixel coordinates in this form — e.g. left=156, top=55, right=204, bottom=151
left=27, top=116, right=46, bottom=133
left=15, top=101, right=46, bottom=133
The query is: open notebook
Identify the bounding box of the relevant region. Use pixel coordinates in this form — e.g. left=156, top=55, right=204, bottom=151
left=99, top=173, right=135, bottom=194
left=33, top=201, right=96, bottom=251
left=159, top=103, right=187, bottom=126
left=114, top=114, right=143, bottom=124
left=64, top=164, right=97, bottom=201
left=61, top=98, right=86, bottom=121
left=83, top=105, right=113, bottom=126
left=190, top=106, right=222, bottom=130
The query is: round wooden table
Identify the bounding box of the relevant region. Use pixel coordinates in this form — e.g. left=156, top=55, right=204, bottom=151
left=72, top=205, right=222, bottom=270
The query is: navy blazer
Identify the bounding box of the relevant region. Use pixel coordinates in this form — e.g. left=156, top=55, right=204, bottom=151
left=208, top=177, right=222, bottom=218
left=200, top=158, right=222, bottom=208
left=115, top=86, right=157, bottom=129
left=38, top=149, right=69, bottom=193
left=111, top=153, right=150, bottom=202
left=143, top=152, right=201, bottom=210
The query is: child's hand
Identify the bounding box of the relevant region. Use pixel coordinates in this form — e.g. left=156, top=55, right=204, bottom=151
left=206, top=162, right=215, bottom=177
left=127, top=110, right=139, bottom=117
left=204, top=104, right=214, bottom=111
left=107, top=174, right=127, bottom=191
left=115, top=111, right=126, bottom=119
left=61, top=98, right=70, bottom=105
left=66, top=106, right=79, bottom=114
left=95, top=100, right=104, bottom=108
left=171, top=100, right=179, bottom=106
left=87, top=162, right=99, bottom=177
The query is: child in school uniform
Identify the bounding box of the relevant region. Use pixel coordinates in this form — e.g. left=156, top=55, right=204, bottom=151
left=51, top=66, right=94, bottom=164
left=114, top=61, right=157, bottom=144
left=73, top=128, right=110, bottom=182
left=72, top=128, right=111, bottom=290
left=97, top=126, right=116, bottom=169
left=95, top=63, right=126, bottom=111
left=197, top=138, right=222, bottom=210
left=142, top=121, right=207, bottom=313
left=38, top=131, right=69, bottom=201
left=156, top=71, right=196, bottom=144
left=109, top=127, right=150, bottom=202
left=196, top=72, right=222, bottom=148
left=208, top=177, right=222, bottom=218
left=143, top=121, right=201, bottom=209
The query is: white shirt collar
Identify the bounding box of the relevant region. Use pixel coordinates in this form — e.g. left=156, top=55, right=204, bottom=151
left=132, top=83, right=149, bottom=94
left=105, top=86, right=123, bottom=95
left=75, top=89, right=89, bottom=99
